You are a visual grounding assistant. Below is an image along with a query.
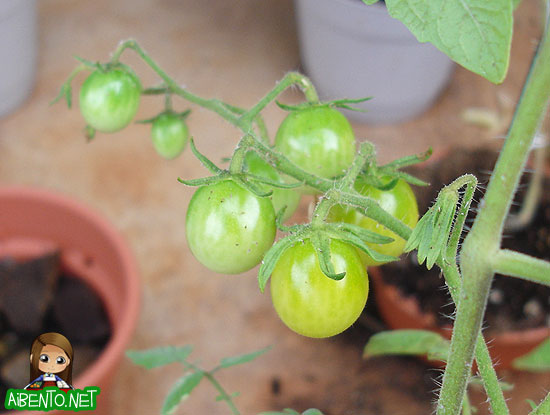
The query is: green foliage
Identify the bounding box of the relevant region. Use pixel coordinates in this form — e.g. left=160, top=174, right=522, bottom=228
left=126, top=345, right=193, bottom=369
left=364, top=330, right=450, bottom=362
left=162, top=372, right=204, bottom=415
left=261, top=409, right=324, bottom=415
left=512, top=339, right=550, bottom=371
left=383, top=0, right=513, bottom=83
left=219, top=346, right=272, bottom=369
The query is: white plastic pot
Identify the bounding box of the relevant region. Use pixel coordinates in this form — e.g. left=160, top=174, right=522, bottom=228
left=294, top=0, right=454, bottom=124
left=0, top=0, right=37, bottom=118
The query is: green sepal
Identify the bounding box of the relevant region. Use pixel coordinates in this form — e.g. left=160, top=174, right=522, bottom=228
left=383, top=170, right=430, bottom=187
left=177, top=174, right=229, bottom=187
left=126, top=345, right=193, bottom=369
left=361, top=175, right=400, bottom=191
left=275, top=96, right=371, bottom=113
left=74, top=55, right=101, bottom=70
left=324, top=226, right=397, bottom=263
left=258, top=233, right=304, bottom=293
left=379, top=148, right=432, bottom=170
left=189, top=137, right=222, bottom=174
left=311, top=234, right=346, bottom=281
left=244, top=173, right=302, bottom=189
left=234, top=176, right=273, bottom=198
left=326, top=222, right=394, bottom=245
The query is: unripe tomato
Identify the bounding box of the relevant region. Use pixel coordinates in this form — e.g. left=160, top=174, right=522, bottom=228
left=151, top=113, right=189, bottom=159
left=186, top=180, right=276, bottom=274
left=79, top=66, right=141, bottom=133
left=274, top=107, right=356, bottom=194
left=270, top=239, right=369, bottom=338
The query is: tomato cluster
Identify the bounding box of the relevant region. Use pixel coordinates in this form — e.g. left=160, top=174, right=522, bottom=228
left=74, top=66, right=419, bottom=339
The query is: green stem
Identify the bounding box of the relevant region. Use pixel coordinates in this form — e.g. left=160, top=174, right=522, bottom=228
left=530, top=392, right=550, bottom=415
left=203, top=372, right=241, bottom=415
left=437, top=17, right=550, bottom=415
left=340, top=141, right=375, bottom=190
left=238, top=71, right=319, bottom=127
left=492, top=249, right=550, bottom=285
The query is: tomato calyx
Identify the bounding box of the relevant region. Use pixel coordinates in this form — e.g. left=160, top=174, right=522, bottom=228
left=257, top=220, right=396, bottom=293
left=275, top=97, right=372, bottom=113
left=178, top=139, right=300, bottom=200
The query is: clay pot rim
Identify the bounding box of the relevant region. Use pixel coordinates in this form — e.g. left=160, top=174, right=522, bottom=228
left=0, top=186, right=141, bottom=391
left=369, top=265, right=550, bottom=346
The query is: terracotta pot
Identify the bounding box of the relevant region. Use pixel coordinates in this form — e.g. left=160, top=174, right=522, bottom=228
left=0, top=187, right=141, bottom=414
left=370, top=266, right=550, bottom=370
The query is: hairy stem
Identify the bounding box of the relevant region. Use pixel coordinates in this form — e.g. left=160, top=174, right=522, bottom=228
left=492, top=249, right=550, bottom=285
left=530, top=392, right=550, bottom=415
left=437, top=17, right=550, bottom=415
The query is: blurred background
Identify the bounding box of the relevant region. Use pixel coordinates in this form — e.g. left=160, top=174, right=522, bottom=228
left=0, top=0, right=548, bottom=414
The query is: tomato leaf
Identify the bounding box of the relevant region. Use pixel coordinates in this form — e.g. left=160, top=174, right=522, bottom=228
left=161, top=371, right=204, bottom=415
left=512, top=338, right=550, bottom=372
left=364, top=330, right=450, bottom=362
left=384, top=0, right=513, bottom=83
left=219, top=346, right=272, bottom=369
left=126, top=345, right=193, bottom=369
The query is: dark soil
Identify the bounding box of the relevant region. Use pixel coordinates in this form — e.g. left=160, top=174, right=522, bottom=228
left=0, top=252, right=110, bottom=411
left=380, top=147, right=550, bottom=333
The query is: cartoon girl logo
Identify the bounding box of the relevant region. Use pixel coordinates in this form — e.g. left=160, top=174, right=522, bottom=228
left=24, top=332, right=74, bottom=391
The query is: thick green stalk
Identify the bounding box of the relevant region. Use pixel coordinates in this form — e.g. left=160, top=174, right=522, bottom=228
left=437, top=19, right=550, bottom=415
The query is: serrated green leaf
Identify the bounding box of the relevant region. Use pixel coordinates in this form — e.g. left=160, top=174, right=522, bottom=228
left=126, top=345, right=193, bottom=369
left=364, top=330, right=450, bottom=362
left=161, top=371, right=204, bottom=415
left=385, top=0, right=513, bottom=83
left=219, top=346, right=272, bottom=369
left=404, top=209, right=432, bottom=252
left=512, top=339, right=550, bottom=372
left=427, top=198, right=457, bottom=269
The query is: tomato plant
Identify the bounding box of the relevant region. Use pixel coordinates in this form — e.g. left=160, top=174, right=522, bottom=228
left=328, top=177, right=418, bottom=266
left=270, top=239, right=369, bottom=338
left=244, top=151, right=300, bottom=221
left=151, top=112, right=189, bottom=159
left=274, top=106, right=356, bottom=194
left=185, top=179, right=276, bottom=274
left=79, top=65, right=141, bottom=133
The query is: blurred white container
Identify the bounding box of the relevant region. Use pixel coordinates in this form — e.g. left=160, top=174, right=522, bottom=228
left=0, top=0, right=37, bottom=118
left=294, top=0, right=454, bottom=124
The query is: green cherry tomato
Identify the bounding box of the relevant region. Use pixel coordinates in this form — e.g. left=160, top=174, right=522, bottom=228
left=244, top=151, right=300, bottom=222
left=270, top=239, right=369, bottom=338
left=274, top=106, right=356, bottom=194
left=186, top=180, right=276, bottom=274
left=79, top=66, right=141, bottom=133
left=328, top=177, right=419, bottom=266
left=151, top=113, right=189, bottom=159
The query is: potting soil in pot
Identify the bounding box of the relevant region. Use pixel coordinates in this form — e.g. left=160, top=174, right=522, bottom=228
left=381, top=147, right=550, bottom=334
left=0, top=251, right=111, bottom=411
